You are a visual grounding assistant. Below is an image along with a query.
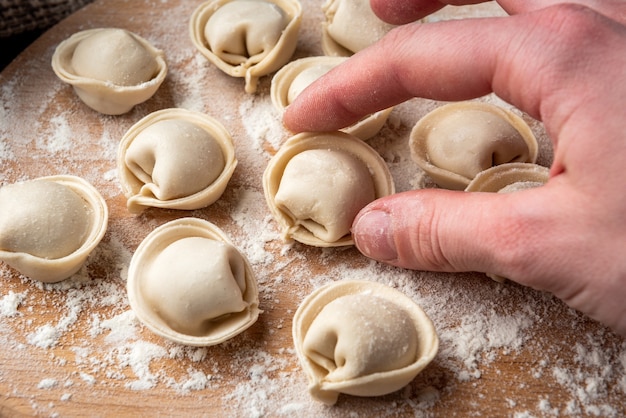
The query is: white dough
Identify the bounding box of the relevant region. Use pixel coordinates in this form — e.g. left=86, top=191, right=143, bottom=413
left=124, top=119, right=226, bottom=201
left=0, top=180, right=90, bottom=259
left=274, top=149, right=376, bottom=243
left=205, top=0, right=289, bottom=66
left=71, top=28, right=159, bottom=86
left=303, top=294, right=419, bottom=382
left=323, top=0, right=397, bottom=55
left=143, top=237, right=248, bottom=336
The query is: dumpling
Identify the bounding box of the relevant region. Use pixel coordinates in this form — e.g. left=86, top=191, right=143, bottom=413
left=263, top=131, right=394, bottom=247
left=465, top=162, right=549, bottom=194
left=190, top=0, right=302, bottom=93
left=117, top=108, right=237, bottom=214
left=293, top=280, right=439, bottom=405
left=410, top=101, right=539, bottom=190
left=465, top=162, right=549, bottom=282
left=0, top=175, right=108, bottom=283
left=321, top=0, right=398, bottom=56
left=51, top=28, right=167, bottom=115
left=127, top=217, right=260, bottom=346
left=270, top=56, right=393, bottom=140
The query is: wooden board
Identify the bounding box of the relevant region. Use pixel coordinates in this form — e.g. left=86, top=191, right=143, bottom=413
left=0, top=1, right=624, bottom=416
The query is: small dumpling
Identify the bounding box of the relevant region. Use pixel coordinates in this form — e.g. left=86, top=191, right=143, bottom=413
left=51, top=28, right=167, bottom=115
left=263, top=131, right=394, bottom=247
left=0, top=175, right=108, bottom=283
left=127, top=218, right=260, bottom=346
left=190, top=0, right=303, bottom=93
left=117, top=108, right=237, bottom=214
left=270, top=56, right=393, bottom=140
left=293, top=280, right=439, bottom=405
left=321, top=0, right=397, bottom=56
left=465, top=162, right=549, bottom=194
left=410, top=101, right=538, bottom=190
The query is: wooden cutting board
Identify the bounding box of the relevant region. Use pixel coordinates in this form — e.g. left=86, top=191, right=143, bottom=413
left=1, top=1, right=624, bottom=416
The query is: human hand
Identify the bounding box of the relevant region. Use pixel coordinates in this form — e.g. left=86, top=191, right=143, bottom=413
left=283, top=0, right=626, bottom=336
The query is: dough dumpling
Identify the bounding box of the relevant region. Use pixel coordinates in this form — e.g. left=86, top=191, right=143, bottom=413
left=0, top=175, right=108, bottom=283
left=293, top=280, right=439, bottom=405
left=143, top=237, right=248, bottom=336
left=127, top=218, right=260, bottom=346
left=274, top=149, right=376, bottom=243
left=190, top=0, right=303, bottom=93
left=51, top=28, right=167, bottom=115
left=205, top=1, right=288, bottom=66
left=71, top=28, right=159, bottom=86
left=303, top=294, right=419, bottom=382
left=124, top=119, right=226, bottom=201
left=410, top=101, right=538, bottom=190
left=322, top=0, right=397, bottom=56
left=0, top=181, right=90, bottom=259
left=118, top=108, right=237, bottom=214
left=263, top=131, right=394, bottom=247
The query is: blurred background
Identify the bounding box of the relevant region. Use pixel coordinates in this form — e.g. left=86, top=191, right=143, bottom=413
left=1, top=0, right=93, bottom=70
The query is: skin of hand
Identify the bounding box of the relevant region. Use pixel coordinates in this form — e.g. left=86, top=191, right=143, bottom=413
left=283, top=0, right=626, bottom=336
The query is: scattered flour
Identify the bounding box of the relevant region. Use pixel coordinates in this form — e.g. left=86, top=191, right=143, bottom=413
left=0, top=1, right=623, bottom=417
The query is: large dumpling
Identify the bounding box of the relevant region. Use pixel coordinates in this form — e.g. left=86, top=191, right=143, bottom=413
left=190, top=0, right=302, bottom=93
left=117, top=108, right=237, bottom=214
left=274, top=148, right=376, bottom=243
left=127, top=218, right=260, bottom=346
left=293, top=280, right=439, bottom=405
left=0, top=175, right=108, bottom=283
left=410, top=101, right=538, bottom=190
left=263, top=131, right=394, bottom=247
left=51, top=28, right=167, bottom=115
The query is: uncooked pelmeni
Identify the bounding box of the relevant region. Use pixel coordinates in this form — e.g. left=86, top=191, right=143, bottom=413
left=270, top=56, right=392, bottom=140
left=321, top=0, right=397, bottom=56
left=293, top=280, right=439, bottom=405
left=263, top=131, right=394, bottom=247
left=190, top=0, right=302, bottom=93
left=410, top=101, right=539, bottom=190
left=51, top=28, right=167, bottom=115
left=127, top=217, right=260, bottom=346
left=0, top=175, right=108, bottom=283
left=117, top=108, right=237, bottom=214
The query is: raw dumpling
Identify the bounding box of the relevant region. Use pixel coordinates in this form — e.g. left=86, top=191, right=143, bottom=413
left=270, top=56, right=393, bottom=140
left=321, top=0, right=397, bottom=56
left=51, top=28, right=167, bottom=115
left=0, top=175, right=108, bottom=283
left=465, top=162, right=549, bottom=194
left=190, top=0, right=302, bottom=93
left=293, top=280, right=439, bottom=405
left=117, top=108, right=237, bottom=214
left=127, top=217, right=260, bottom=346
left=410, top=101, right=538, bottom=190
left=263, top=131, right=394, bottom=247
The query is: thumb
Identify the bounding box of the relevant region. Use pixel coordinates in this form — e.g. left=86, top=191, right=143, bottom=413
left=351, top=188, right=547, bottom=279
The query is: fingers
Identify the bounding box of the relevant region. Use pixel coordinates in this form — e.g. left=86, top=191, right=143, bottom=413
left=351, top=188, right=543, bottom=276
left=369, top=0, right=626, bottom=24
left=283, top=5, right=622, bottom=136
left=351, top=185, right=626, bottom=337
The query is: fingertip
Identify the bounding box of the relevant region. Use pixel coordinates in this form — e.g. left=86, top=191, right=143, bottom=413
left=352, top=208, right=398, bottom=261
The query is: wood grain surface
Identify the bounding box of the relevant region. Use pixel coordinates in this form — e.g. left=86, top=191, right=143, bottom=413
left=0, top=1, right=624, bottom=417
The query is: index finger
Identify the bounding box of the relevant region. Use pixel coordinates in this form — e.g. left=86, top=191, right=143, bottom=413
left=282, top=6, right=606, bottom=137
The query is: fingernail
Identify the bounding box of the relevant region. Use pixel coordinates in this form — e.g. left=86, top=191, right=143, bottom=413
left=352, top=210, right=397, bottom=261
